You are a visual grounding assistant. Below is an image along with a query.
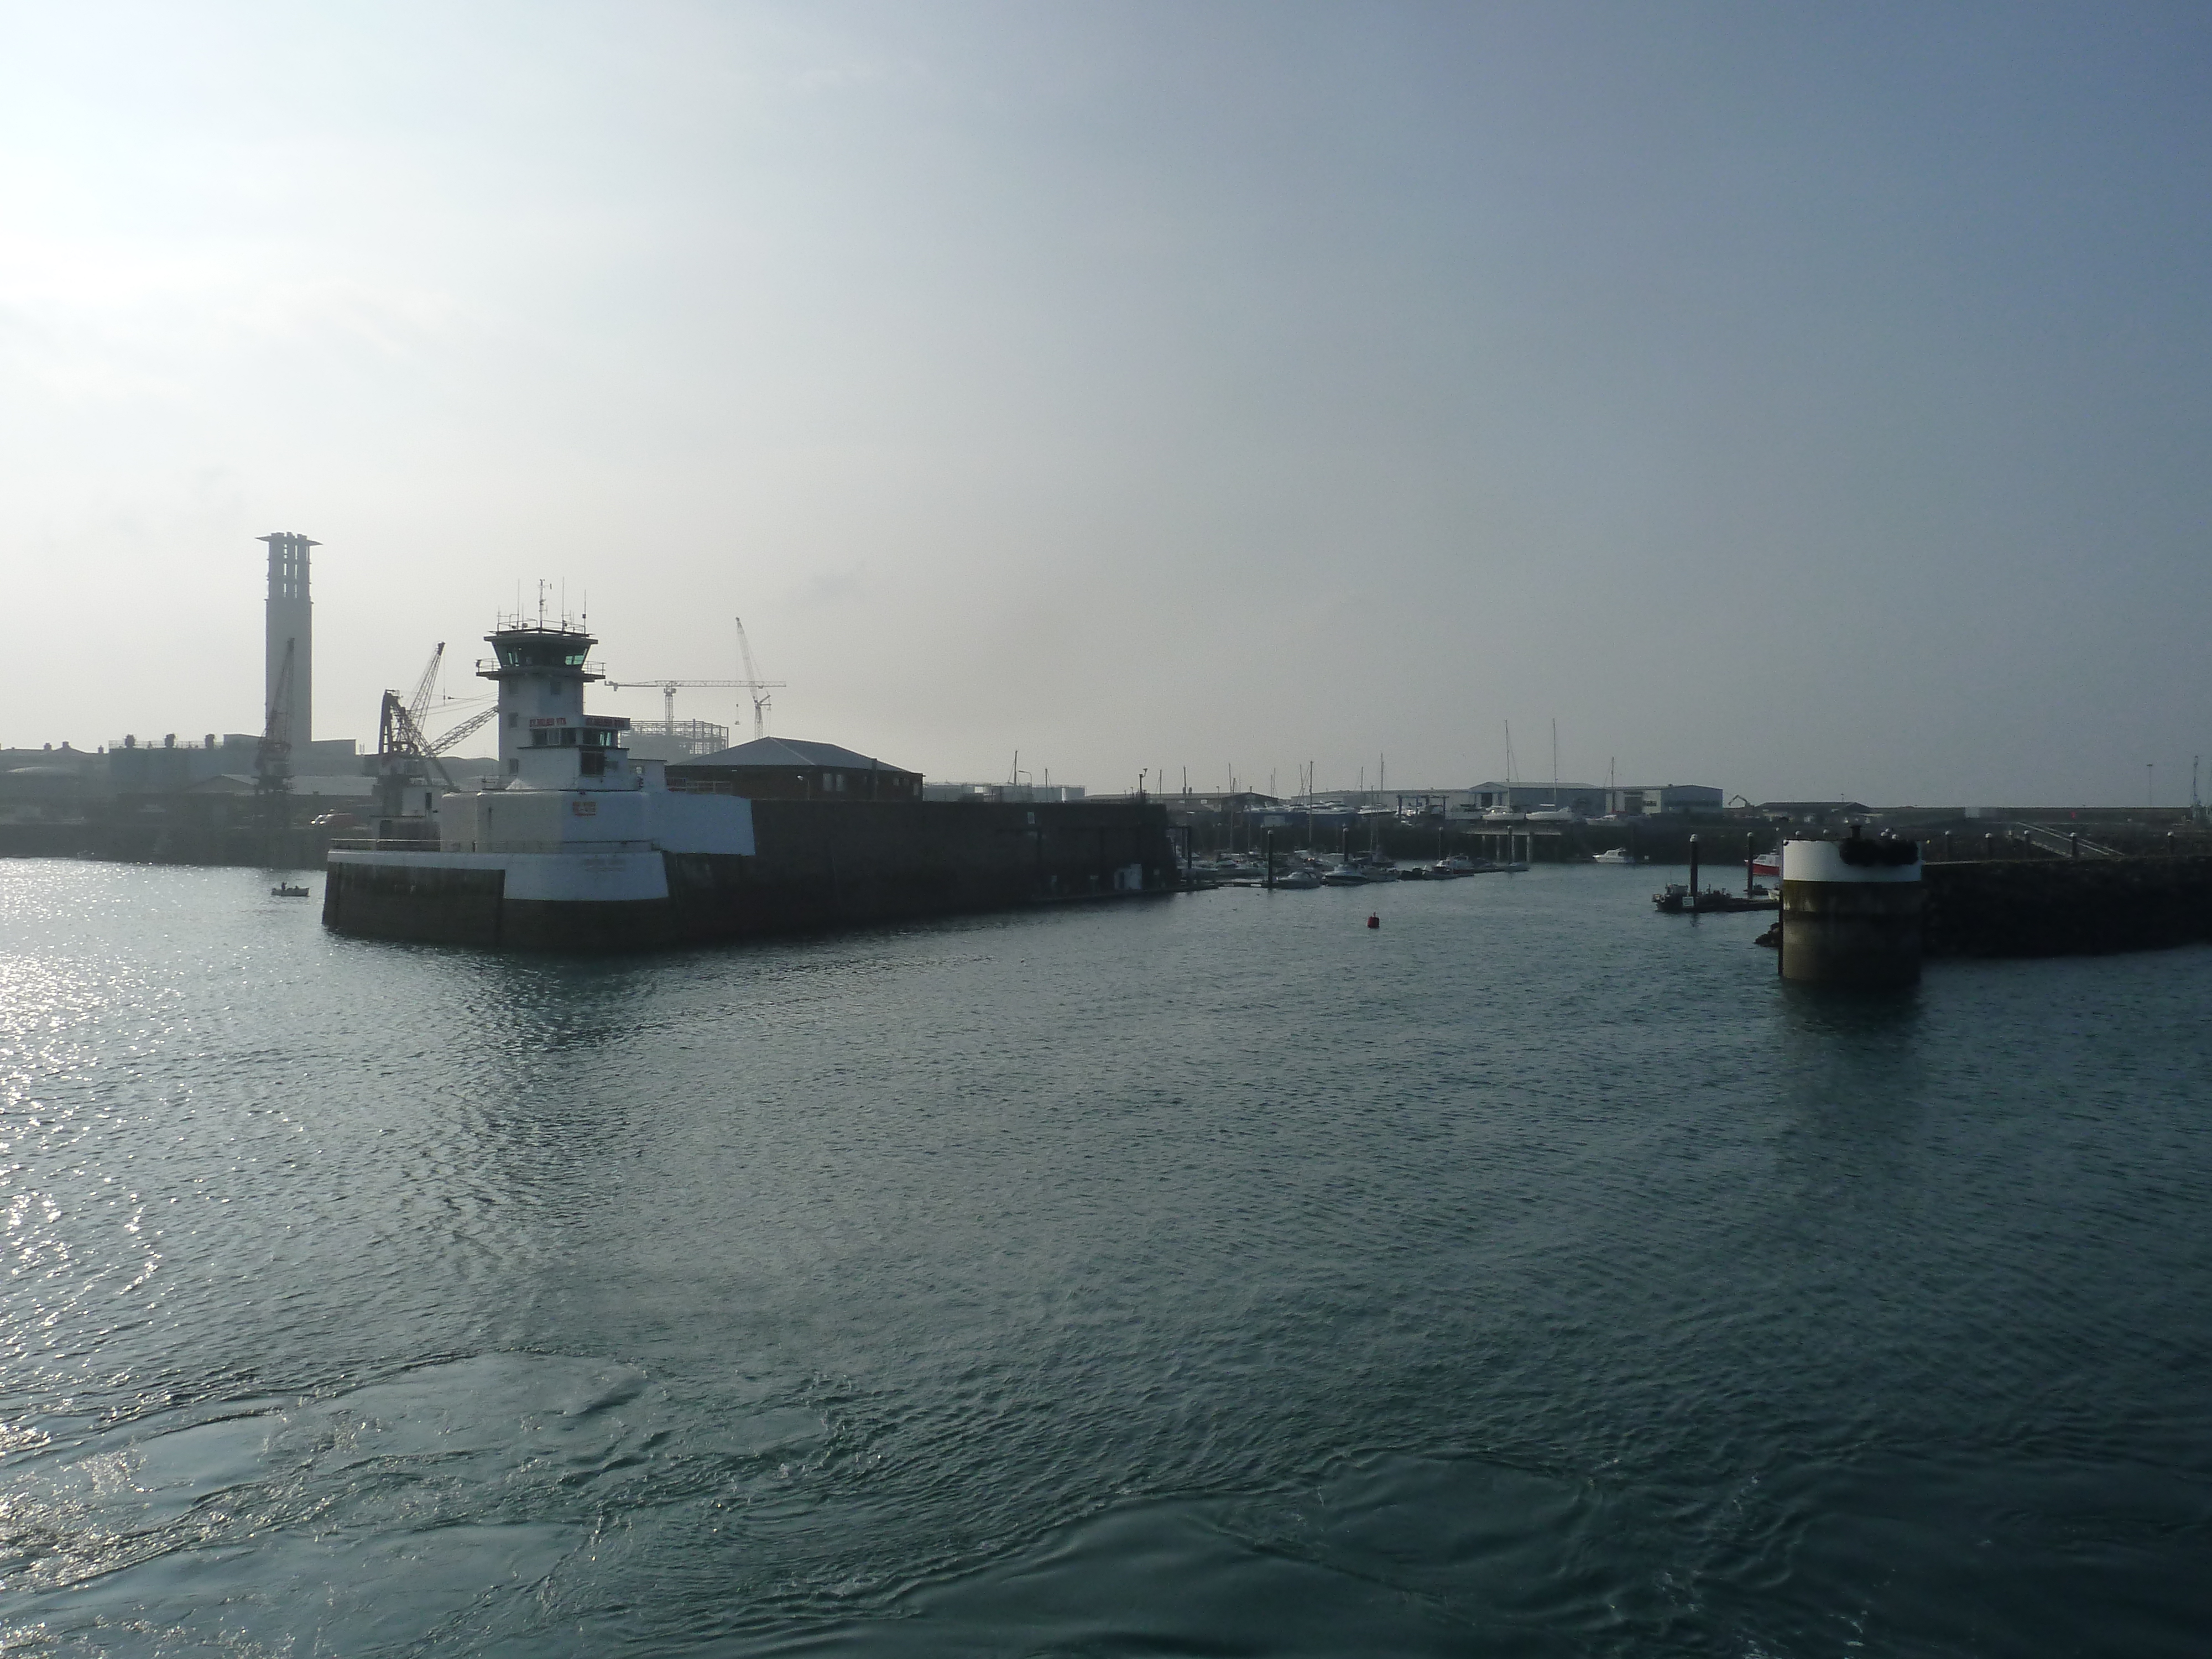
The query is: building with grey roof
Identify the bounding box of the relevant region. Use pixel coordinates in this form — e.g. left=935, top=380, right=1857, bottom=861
left=668, top=737, right=922, bottom=801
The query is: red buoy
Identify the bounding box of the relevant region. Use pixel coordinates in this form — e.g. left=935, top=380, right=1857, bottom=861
left=1366, top=912, right=1380, bottom=928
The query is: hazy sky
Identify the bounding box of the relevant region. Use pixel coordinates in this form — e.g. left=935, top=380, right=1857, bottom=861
left=6, top=1, right=2209, bottom=804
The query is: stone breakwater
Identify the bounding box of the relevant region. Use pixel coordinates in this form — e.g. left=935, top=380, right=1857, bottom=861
left=1923, top=855, right=2212, bottom=957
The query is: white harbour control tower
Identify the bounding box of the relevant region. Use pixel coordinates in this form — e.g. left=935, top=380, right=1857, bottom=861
left=477, top=619, right=637, bottom=789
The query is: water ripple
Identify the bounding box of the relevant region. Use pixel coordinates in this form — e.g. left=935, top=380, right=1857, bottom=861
left=1, top=864, right=2208, bottom=1653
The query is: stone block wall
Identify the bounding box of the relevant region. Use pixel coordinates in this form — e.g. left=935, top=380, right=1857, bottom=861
left=1923, top=857, right=2212, bottom=957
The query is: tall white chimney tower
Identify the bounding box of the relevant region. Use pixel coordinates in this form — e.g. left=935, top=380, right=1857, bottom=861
left=259, top=532, right=318, bottom=750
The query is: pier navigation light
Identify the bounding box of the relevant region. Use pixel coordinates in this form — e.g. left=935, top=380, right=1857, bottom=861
left=477, top=617, right=635, bottom=791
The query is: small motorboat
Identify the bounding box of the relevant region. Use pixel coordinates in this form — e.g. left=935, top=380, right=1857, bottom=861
left=1273, top=867, right=1324, bottom=889
left=272, top=883, right=312, bottom=898
left=1592, top=847, right=1636, bottom=865
left=1750, top=848, right=1782, bottom=879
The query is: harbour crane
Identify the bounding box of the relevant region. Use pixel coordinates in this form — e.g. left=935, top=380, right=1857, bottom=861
left=405, top=643, right=444, bottom=740
left=256, top=639, right=296, bottom=816
left=374, top=644, right=498, bottom=813
left=427, top=707, right=497, bottom=754
left=377, top=690, right=455, bottom=800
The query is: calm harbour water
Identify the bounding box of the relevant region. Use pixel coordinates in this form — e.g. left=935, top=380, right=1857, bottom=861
left=3, top=858, right=2209, bottom=1656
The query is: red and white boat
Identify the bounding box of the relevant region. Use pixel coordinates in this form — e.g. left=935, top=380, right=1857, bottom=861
left=1751, top=847, right=1783, bottom=879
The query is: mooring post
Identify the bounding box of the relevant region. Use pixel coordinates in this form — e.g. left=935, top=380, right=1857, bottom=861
left=1984, top=833, right=1994, bottom=859
left=1265, top=829, right=1275, bottom=890
left=2070, top=832, right=2080, bottom=859
left=1745, top=831, right=1756, bottom=896
left=1688, top=834, right=1700, bottom=914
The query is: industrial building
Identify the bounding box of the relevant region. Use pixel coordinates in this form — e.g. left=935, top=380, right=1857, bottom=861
left=1606, top=784, right=1724, bottom=816
left=669, top=737, right=922, bottom=801
left=1755, top=800, right=1874, bottom=825
left=1460, top=781, right=1610, bottom=816
left=104, top=732, right=363, bottom=790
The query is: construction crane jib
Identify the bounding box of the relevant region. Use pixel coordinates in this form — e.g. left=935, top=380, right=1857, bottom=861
left=601, top=678, right=753, bottom=728
left=603, top=618, right=785, bottom=739
left=733, top=616, right=782, bottom=740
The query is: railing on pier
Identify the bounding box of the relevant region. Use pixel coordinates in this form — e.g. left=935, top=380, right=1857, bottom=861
left=2008, top=822, right=2122, bottom=860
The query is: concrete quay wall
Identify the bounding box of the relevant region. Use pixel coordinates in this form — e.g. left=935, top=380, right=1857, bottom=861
left=662, top=797, right=1178, bottom=940
left=0, top=819, right=338, bottom=869
left=323, top=799, right=1180, bottom=950
left=1922, top=857, right=2212, bottom=957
